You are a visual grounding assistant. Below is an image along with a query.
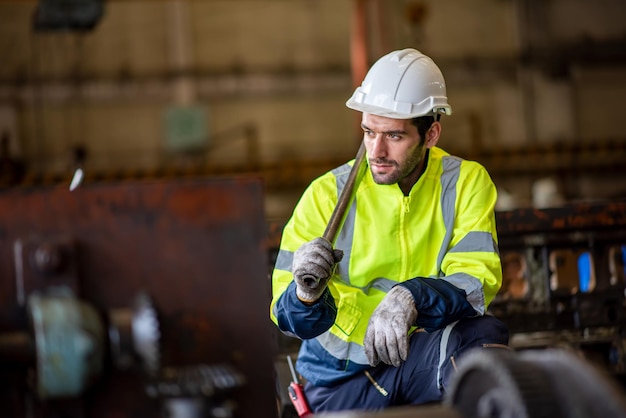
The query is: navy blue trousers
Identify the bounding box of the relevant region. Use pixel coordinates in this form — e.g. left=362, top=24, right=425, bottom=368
left=304, top=315, right=509, bottom=412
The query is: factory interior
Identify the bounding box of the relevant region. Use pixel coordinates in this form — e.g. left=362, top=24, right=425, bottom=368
left=0, top=0, right=626, bottom=417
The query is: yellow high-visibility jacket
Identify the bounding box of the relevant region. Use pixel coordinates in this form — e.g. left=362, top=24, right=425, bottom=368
left=270, top=146, right=502, bottom=386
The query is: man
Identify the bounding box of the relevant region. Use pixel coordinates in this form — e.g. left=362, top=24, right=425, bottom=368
left=270, top=48, right=508, bottom=412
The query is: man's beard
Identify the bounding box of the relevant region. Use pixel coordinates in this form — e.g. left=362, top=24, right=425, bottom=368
left=370, top=146, right=424, bottom=185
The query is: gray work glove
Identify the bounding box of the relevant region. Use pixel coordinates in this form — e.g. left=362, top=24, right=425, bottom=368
left=292, top=237, right=343, bottom=303
left=364, top=285, right=418, bottom=367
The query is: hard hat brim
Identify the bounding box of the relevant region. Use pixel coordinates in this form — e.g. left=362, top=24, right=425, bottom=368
left=346, top=97, right=452, bottom=119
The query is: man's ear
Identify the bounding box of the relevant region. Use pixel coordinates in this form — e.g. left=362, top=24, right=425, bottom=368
left=425, top=121, right=441, bottom=148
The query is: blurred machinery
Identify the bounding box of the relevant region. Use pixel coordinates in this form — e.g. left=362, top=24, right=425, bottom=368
left=0, top=177, right=277, bottom=418
left=490, top=199, right=626, bottom=384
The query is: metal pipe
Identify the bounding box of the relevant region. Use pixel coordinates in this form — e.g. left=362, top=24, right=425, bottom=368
left=323, top=141, right=367, bottom=245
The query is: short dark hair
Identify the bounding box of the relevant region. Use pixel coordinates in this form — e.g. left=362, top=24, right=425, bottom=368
left=411, top=115, right=435, bottom=143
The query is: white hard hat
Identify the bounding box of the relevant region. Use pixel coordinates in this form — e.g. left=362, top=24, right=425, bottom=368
left=346, top=48, right=452, bottom=119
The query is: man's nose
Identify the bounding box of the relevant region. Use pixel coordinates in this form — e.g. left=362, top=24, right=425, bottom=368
left=370, top=136, right=387, bottom=158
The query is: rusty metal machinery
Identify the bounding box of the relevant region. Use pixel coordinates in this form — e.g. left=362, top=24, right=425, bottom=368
left=0, top=177, right=277, bottom=418
left=490, top=199, right=626, bottom=384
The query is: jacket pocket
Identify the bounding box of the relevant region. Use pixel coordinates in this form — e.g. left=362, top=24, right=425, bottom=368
left=333, top=293, right=362, bottom=336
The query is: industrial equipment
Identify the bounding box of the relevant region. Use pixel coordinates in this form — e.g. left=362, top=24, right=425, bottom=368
left=0, top=177, right=276, bottom=418
left=490, top=199, right=626, bottom=384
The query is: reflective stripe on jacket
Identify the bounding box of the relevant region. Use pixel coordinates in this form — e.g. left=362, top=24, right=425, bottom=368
left=270, top=146, right=502, bottom=386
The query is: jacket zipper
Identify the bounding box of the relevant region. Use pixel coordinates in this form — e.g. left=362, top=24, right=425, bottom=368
left=400, top=195, right=411, bottom=280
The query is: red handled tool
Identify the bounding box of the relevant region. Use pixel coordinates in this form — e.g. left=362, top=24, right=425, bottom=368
left=287, top=355, right=313, bottom=417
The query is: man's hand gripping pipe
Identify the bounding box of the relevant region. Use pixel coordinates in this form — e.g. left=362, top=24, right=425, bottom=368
left=298, top=142, right=368, bottom=288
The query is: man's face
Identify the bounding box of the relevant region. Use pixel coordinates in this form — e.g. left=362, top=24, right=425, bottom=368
left=361, top=113, right=427, bottom=188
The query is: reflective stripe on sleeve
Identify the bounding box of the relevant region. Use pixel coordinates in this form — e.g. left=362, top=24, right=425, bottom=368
left=449, top=231, right=498, bottom=254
